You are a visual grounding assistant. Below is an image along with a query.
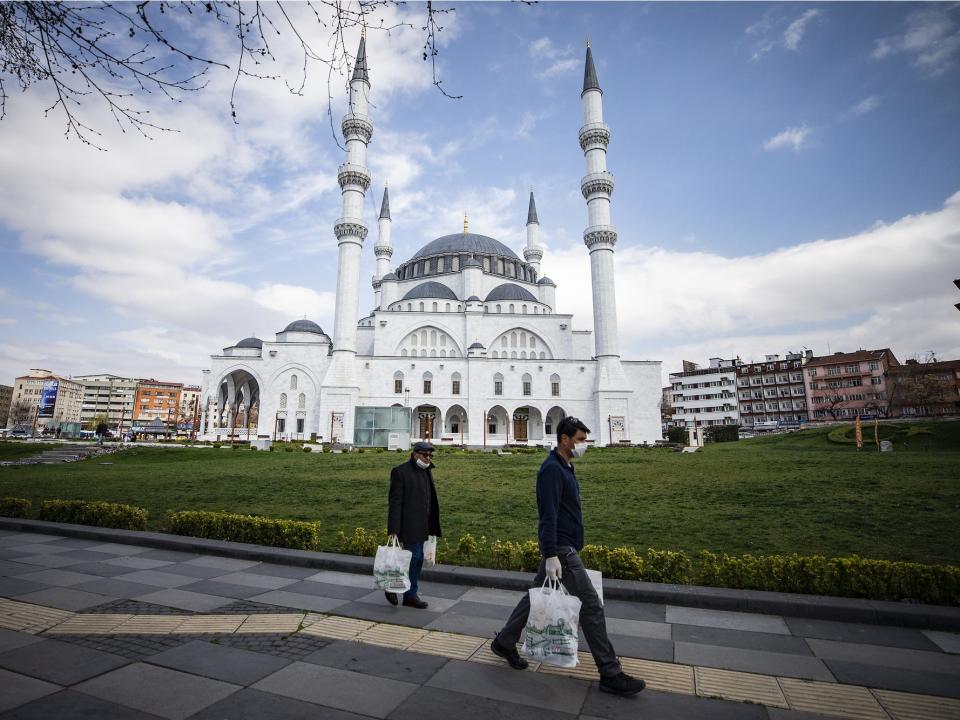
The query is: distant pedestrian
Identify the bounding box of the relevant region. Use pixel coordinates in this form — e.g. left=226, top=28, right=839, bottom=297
left=95, top=421, right=108, bottom=447
left=386, top=441, right=441, bottom=609
left=490, top=416, right=646, bottom=697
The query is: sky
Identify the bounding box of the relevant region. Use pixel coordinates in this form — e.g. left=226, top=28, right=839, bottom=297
left=1, top=1, right=958, bottom=388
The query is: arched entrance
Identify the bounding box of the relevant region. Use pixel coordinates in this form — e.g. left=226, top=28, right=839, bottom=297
left=215, top=370, right=261, bottom=440
left=485, top=405, right=509, bottom=446
left=544, top=406, right=567, bottom=446
left=414, top=404, right=439, bottom=440
left=444, top=404, right=468, bottom=444
left=512, top=406, right=544, bottom=444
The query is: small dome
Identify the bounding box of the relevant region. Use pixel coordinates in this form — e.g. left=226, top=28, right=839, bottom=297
left=466, top=295, right=481, bottom=302
left=485, top=283, right=538, bottom=303
left=402, top=281, right=459, bottom=301
left=282, top=319, right=325, bottom=334
left=235, top=337, right=263, bottom=349
left=537, top=276, right=556, bottom=286
left=462, top=257, right=482, bottom=268
left=381, top=272, right=398, bottom=281
left=468, top=342, right=485, bottom=350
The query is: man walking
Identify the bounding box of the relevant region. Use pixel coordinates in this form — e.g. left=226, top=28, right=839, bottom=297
left=386, top=441, right=441, bottom=609
left=490, top=417, right=646, bottom=697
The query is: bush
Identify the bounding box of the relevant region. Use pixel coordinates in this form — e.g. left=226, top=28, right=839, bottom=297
left=705, top=425, right=740, bottom=443
left=335, top=527, right=385, bottom=556
left=167, top=511, right=320, bottom=550
left=607, top=547, right=644, bottom=580
left=38, top=499, right=148, bottom=530
left=0, top=497, right=31, bottom=518
left=579, top=544, right=611, bottom=574
left=645, top=548, right=692, bottom=584
left=666, top=426, right=687, bottom=444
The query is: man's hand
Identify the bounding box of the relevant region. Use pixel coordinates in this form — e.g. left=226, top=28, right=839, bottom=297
left=545, top=556, right=562, bottom=581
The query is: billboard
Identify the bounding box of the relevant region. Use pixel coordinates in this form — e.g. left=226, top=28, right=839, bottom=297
left=38, top=380, right=59, bottom=418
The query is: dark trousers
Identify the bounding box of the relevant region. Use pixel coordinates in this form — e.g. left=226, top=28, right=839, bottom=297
left=404, top=541, right=424, bottom=599
left=497, top=547, right=621, bottom=678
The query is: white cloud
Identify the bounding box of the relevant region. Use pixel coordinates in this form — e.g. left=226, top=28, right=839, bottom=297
left=873, top=6, right=960, bottom=75
left=529, top=37, right=569, bottom=60
left=515, top=111, right=539, bottom=139
left=537, top=58, right=580, bottom=80
left=763, top=125, right=812, bottom=152
left=849, top=95, right=881, bottom=117
left=746, top=8, right=823, bottom=61
left=528, top=35, right=578, bottom=80
left=783, top=9, right=822, bottom=51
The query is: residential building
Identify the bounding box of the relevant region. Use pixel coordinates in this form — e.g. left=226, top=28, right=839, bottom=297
left=669, top=358, right=740, bottom=432
left=7, top=369, right=83, bottom=433
left=736, top=351, right=811, bottom=430
left=179, top=385, right=202, bottom=432
left=133, top=380, right=183, bottom=430
left=74, top=374, right=140, bottom=432
left=0, top=385, right=12, bottom=428
left=803, top=349, right=899, bottom=421
left=887, top=359, right=960, bottom=417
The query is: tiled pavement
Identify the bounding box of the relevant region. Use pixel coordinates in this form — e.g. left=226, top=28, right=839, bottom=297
left=0, top=530, right=959, bottom=719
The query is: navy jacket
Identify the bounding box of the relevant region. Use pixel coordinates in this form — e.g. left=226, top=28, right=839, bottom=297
left=536, top=449, right=584, bottom=558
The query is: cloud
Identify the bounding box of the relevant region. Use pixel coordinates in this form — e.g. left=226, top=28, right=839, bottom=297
left=783, top=9, right=822, bottom=51
left=763, top=125, right=812, bottom=152
left=849, top=95, right=881, bottom=117
left=528, top=35, right=579, bottom=80
left=529, top=36, right=569, bottom=60
left=515, top=111, right=539, bottom=139
left=537, top=58, right=580, bottom=80
left=872, top=6, right=960, bottom=75
left=747, top=8, right=823, bottom=61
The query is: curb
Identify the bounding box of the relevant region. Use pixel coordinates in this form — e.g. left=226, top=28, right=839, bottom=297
left=3, top=517, right=958, bottom=631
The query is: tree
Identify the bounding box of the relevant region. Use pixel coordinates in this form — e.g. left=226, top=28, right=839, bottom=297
left=7, top=399, right=33, bottom=427
left=1, top=1, right=457, bottom=150
left=888, top=361, right=955, bottom=417
left=85, top=412, right=109, bottom=431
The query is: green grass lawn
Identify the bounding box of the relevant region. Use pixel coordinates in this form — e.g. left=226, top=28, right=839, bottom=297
left=0, top=442, right=47, bottom=462
left=1, top=421, right=958, bottom=566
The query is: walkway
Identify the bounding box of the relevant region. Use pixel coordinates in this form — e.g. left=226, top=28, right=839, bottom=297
left=0, top=527, right=958, bottom=719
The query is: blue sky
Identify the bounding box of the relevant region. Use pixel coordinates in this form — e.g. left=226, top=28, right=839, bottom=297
left=1, top=1, right=958, bottom=386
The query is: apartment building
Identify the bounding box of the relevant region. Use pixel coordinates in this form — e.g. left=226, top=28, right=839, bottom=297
left=0, top=385, right=12, bottom=428
left=7, top=369, right=83, bottom=432
left=804, top=349, right=899, bottom=420
left=887, top=358, right=960, bottom=417
left=179, top=385, right=202, bottom=432
left=736, top=351, right=811, bottom=430
left=133, top=380, right=183, bottom=429
left=669, top=358, right=739, bottom=429
left=74, top=374, right=141, bottom=431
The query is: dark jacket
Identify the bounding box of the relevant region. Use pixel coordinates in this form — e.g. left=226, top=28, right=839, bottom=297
left=388, top=458, right=442, bottom=544
left=536, top=449, right=584, bottom=558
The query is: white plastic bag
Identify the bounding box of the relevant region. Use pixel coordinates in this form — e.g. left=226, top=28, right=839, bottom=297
left=373, top=537, right=412, bottom=593
left=522, top=579, right=582, bottom=667
left=423, top=536, right=437, bottom=567
left=586, top=568, right=603, bottom=606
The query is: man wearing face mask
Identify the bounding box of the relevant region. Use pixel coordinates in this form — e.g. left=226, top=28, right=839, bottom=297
left=385, top=441, right=442, bottom=609
left=490, top=417, right=646, bottom=697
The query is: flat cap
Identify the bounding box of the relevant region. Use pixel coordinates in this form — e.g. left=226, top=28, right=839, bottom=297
left=412, top=441, right=435, bottom=453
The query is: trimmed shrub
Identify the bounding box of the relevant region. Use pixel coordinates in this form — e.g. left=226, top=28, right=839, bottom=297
left=666, top=426, right=687, bottom=444
left=607, top=547, right=644, bottom=580
left=579, top=544, right=611, bottom=575
left=335, top=527, right=384, bottom=556
left=0, top=497, right=31, bottom=518
left=705, top=425, right=739, bottom=443
left=645, top=548, right=692, bottom=584
left=38, top=499, right=147, bottom=530
left=167, top=511, right=320, bottom=550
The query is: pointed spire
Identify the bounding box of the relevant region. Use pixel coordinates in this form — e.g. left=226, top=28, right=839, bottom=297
left=379, top=184, right=391, bottom=220
left=352, top=32, right=370, bottom=85
left=463, top=212, right=469, bottom=234
left=582, top=39, right=600, bottom=96
left=527, top=189, right=539, bottom=225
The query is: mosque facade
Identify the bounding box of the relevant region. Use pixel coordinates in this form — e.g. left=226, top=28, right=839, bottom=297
left=199, top=38, right=662, bottom=447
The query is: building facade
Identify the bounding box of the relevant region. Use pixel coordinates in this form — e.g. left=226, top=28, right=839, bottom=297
left=7, top=369, right=83, bottom=433
left=74, top=374, right=140, bottom=431
left=0, top=385, right=11, bottom=429
left=179, top=386, right=202, bottom=433
left=133, top=380, right=184, bottom=430
left=803, top=349, right=899, bottom=421
left=887, top=359, right=960, bottom=417
left=199, top=39, right=662, bottom=447
left=668, top=358, right=739, bottom=431
left=736, top=352, right=811, bottom=430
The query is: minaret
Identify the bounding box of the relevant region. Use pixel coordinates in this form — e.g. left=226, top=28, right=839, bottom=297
left=372, top=184, right=393, bottom=309
left=579, top=39, right=629, bottom=442
left=523, top=189, right=543, bottom=276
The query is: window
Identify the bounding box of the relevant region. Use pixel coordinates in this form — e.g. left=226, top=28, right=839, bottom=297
left=496, top=304, right=502, bottom=313
left=827, top=367, right=841, bottom=375
left=394, top=372, right=403, bottom=394
left=494, top=381, right=503, bottom=395
left=522, top=373, right=532, bottom=396
left=290, top=374, right=298, bottom=390
left=871, top=377, right=882, bottom=385
left=452, top=380, right=461, bottom=395
left=423, top=380, right=432, bottom=394
left=550, top=373, right=561, bottom=397
left=432, top=302, right=438, bottom=312
left=280, top=393, right=287, bottom=409
left=298, top=393, right=306, bottom=409
left=277, top=418, right=286, bottom=433
left=523, top=382, right=531, bottom=396
left=488, top=417, right=497, bottom=434
left=868, top=361, right=879, bottom=370
left=509, top=304, right=515, bottom=313
left=296, top=418, right=305, bottom=434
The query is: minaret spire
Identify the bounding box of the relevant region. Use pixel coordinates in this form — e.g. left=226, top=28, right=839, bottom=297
left=379, top=183, right=391, bottom=220
left=583, top=40, right=601, bottom=96
left=352, top=31, right=370, bottom=85
left=373, top=184, right=394, bottom=308
left=524, top=188, right=543, bottom=275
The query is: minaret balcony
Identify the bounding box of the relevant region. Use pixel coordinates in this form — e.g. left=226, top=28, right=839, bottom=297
left=337, top=164, right=371, bottom=190
left=578, top=122, right=611, bottom=151
left=583, top=225, right=618, bottom=249
left=581, top=171, right=615, bottom=199
left=334, top=217, right=369, bottom=241
left=373, top=244, right=394, bottom=258
left=341, top=113, right=373, bottom=143
left=523, top=246, right=543, bottom=262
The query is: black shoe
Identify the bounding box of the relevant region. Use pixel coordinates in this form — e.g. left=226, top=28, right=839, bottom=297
left=599, top=672, right=646, bottom=697
left=384, top=591, right=399, bottom=606
left=490, top=635, right=529, bottom=670
left=402, top=595, right=428, bottom=609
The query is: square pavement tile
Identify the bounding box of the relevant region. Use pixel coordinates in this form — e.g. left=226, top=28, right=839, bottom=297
left=113, top=570, right=197, bottom=588
left=806, top=638, right=960, bottom=675
left=303, top=570, right=376, bottom=588
left=58, top=549, right=127, bottom=563
left=240, top=563, right=318, bottom=580
left=245, top=590, right=348, bottom=613
left=252, top=660, right=418, bottom=719
left=73, top=578, right=171, bottom=599
left=179, top=580, right=268, bottom=599
left=390, top=685, right=579, bottom=720
left=0, top=631, right=44, bottom=655
left=414, top=581, right=470, bottom=599
left=426, top=659, right=589, bottom=713
left=83, top=543, right=152, bottom=556
left=335, top=601, right=442, bottom=628
left=0, top=638, right=129, bottom=685
left=607, top=634, right=674, bottom=663
left=14, top=569, right=99, bottom=588
left=424, top=614, right=504, bottom=638
left=673, top=623, right=814, bottom=655
left=2, top=544, right=74, bottom=556
left=456, top=587, right=525, bottom=607
left=279, top=580, right=371, bottom=600
left=13, top=587, right=115, bottom=611
left=75, top=663, right=239, bottom=720
left=208, top=571, right=298, bottom=590
left=10, top=555, right=87, bottom=569
left=158, top=563, right=226, bottom=580
left=137, top=550, right=202, bottom=562
left=0, top=668, right=60, bottom=714
left=0, top=688, right=167, bottom=719
left=582, top=686, right=768, bottom=720
left=666, top=606, right=791, bottom=635
left=0, top=578, right=52, bottom=598
left=785, top=617, right=941, bottom=651
left=924, top=630, right=960, bottom=654
left=102, top=556, right=174, bottom=570
left=356, top=590, right=460, bottom=613
left=57, top=561, right=132, bottom=578
left=134, top=589, right=233, bottom=613
left=183, top=556, right=260, bottom=572
left=602, top=599, right=667, bottom=623
left=303, top=639, right=449, bottom=684
left=44, top=538, right=101, bottom=549
left=440, top=600, right=512, bottom=620
left=825, top=659, right=960, bottom=699
left=606, top=617, right=672, bottom=641
left=673, top=642, right=834, bottom=681
left=145, top=640, right=291, bottom=685
left=187, top=687, right=369, bottom=720
left=0, top=560, right=36, bottom=576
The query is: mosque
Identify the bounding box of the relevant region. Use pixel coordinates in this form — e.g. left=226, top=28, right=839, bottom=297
left=199, top=37, right=661, bottom=447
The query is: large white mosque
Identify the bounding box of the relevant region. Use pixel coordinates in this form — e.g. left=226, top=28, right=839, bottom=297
left=199, top=38, right=661, bottom=447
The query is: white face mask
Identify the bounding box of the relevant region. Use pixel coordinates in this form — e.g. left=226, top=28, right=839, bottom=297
left=571, top=442, right=588, bottom=459
left=415, top=457, right=431, bottom=470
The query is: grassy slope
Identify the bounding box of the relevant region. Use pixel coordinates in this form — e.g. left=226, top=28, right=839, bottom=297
left=0, top=422, right=957, bottom=565
left=0, top=442, right=46, bottom=462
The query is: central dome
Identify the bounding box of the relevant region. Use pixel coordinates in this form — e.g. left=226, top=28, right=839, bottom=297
left=410, top=233, right=519, bottom=261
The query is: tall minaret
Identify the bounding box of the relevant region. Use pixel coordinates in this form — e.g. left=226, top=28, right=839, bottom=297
left=523, top=189, right=543, bottom=276
left=580, top=39, right=629, bottom=442
left=372, top=184, right=393, bottom=308
left=322, top=32, right=373, bottom=443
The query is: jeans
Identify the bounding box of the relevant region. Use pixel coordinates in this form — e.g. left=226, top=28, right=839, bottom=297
left=404, top=541, right=424, bottom=599
left=497, top=547, right=621, bottom=678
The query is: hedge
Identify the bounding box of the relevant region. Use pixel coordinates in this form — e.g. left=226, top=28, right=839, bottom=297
left=37, top=499, right=147, bottom=530
left=0, top=497, right=32, bottom=518
left=168, top=511, right=321, bottom=551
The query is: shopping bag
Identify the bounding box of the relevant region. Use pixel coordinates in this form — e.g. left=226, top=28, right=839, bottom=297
left=423, top=536, right=437, bottom=567
left=373, top=537, right=412, bottom=593
left=586, top=568, right=603, bottom=606
left=521, top=579, right=582, bottom=667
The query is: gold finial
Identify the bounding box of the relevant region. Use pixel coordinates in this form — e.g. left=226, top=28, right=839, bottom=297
left=463, top=212, right=469, bottom=234
left=586, top=35, right=590, bottom=48
left=362, top=25, right=366, bottom=37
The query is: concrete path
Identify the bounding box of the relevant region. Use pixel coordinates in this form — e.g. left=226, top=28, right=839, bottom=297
left=0, top=528, right=958, bottom=719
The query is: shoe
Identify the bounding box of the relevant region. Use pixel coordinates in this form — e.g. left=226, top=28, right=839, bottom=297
left=599, top=672, right=646, bottom=697
left=402, top=595, right=428, bottom=609
left=384, top=591, right=398, bottom=606
left=490, top=635, right=529, bottom=670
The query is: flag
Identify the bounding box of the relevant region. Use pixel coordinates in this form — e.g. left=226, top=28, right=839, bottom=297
left=855, top=416, right=863, bottom=450
left=874, top=417, right=880, bottom=450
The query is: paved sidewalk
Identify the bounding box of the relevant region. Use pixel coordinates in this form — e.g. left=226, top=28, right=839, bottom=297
left=1, top=528, right=959, bottom=719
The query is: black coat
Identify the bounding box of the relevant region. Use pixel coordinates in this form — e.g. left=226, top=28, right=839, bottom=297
left=387, top=458, right=442, bottom=544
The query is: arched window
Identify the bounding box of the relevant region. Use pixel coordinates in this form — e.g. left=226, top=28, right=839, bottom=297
left=440, top=350, right=447, bottom=358
left=411, top=334, right=418, bottom=346
left=534, top=307, right=539, bottom=314
left=451, top=372, right=461, bottom=395
left=522, top=305, right=527, bottom=314
left=539, top=351, right=546, bottom=359
left=509, top=304, right=515, bottom=313
left=491, top=351, right=499, bottom=359
left=550, top=373, right=561, bottom=397
left=430, top=349, right=437, bottom=357
left=510, top=332, right=517, bottom=348
left=520, top=351, right=527, bottom=359
left=520, top=333, right=527, bottom=348
left=421, top=330, right=428, bottom=345
left=407, top=303, right=412, bottom=311
left=422, top=371, right=433, bottom=395
left=430, top=330, right=437, bottom=345
left=449, top=350, right=457, bottom=358
left=420, top=349, right=427, bottom=357
left=501, top=336, right=508, bottom=348
left=522, top=373, right=532, bottom=396
left=496, top=304, right=502, bottom=313
left=419, top=302, right=424, bottom=312
left=401, top=348, right=408, bottom=357
left=457, top=304, right=462, bottom=312
left=493, top=373, right=504, bottom=396
left=445, top=303, right=450, bottom=312
left=290, top=374, right=298, bottom=390
left=298, top=393, right=306, bottom=409
left=511, top=351, right=518, bottom=359
left=394, top=371, right=404, bottom=394
left=439, top=334, right=447, bottom=346
left=432, top=302, right=438, bottom=312
left=280, top=393, right=287, bottom=409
